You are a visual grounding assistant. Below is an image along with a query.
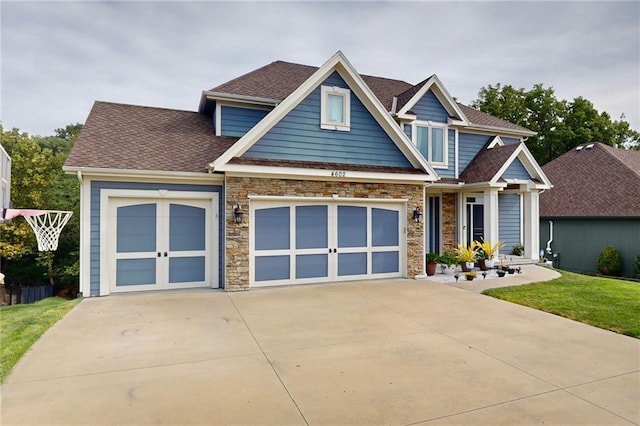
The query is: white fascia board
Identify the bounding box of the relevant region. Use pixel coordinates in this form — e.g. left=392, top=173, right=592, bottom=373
left=220, top=163, right=434, bottom=184
left=198, top=90, right=279, bottom=112
left=210, top=50, right=438, bottom=179
left=487, top=136, right=505, bottom=148
left=458, top=124, right=537, bottom=138
left=397, top=75, right=469, bottom=125
left=62, top=166, right=224, bottom=184
left=488, top=144, right=551, bottom=189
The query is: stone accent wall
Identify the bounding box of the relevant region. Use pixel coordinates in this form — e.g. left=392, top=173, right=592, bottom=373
left=225, top=176, right=424, bottom=291
left=441, top=192, right=457, bottom=253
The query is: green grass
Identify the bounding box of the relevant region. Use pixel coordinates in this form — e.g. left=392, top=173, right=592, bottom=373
left=483, top=271, right=640, bottom=338
left=0, top=297, right=81, bottom=383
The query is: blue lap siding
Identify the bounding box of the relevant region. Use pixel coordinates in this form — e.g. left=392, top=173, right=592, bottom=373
left=242, top=72, right=412, bottom=167
left=499, top=193, right=521, bottom=253
left=458, top=132, right=491, bottom=173
left=89, top=181, right=224, bottom=296
left=412, top=90, right=449, bottom=123
left=502, top=158, right=531, bottom=180
left=220, top=106, right=270, bottom=137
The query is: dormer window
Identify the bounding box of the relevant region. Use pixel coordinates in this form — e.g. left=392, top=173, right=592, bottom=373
left=321, top=86, right=350, bottom=131
left=413, top=121, right=447, bottom=168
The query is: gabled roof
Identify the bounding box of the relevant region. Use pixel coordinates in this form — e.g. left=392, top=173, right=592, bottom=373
left=540, top=143, right=640, bottom=217
left=395, top=75, right=469, bottom=125
left=64, top=101, right=238, bottom=174
left=204, top=59, right=532, bottom=134
left=208, top=60, right=412, bottom=111
left=460, top=141, right=551, bottom=188
left=211, top=51, right=437, bottom=180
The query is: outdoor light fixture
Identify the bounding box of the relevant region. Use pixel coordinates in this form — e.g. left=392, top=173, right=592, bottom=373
left=233, top=205, right=244, bottom=224
left=413, top=206, right=423, bottom=223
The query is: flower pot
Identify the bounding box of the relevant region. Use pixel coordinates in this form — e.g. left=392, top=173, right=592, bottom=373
left=465, top=275, right=474, bottom=281
left=484, top=259, right=495, bottom=269
left=442, top=265, right=456, bottom=275
left=497, top=270, right=506, bottom=277
left=508, top=268, right=515, bottom=275
left=426, top=261, right=437, bottom=276
left=466, top=262, right=475, bottom=270
left=478, top=259, right=489, bottom=271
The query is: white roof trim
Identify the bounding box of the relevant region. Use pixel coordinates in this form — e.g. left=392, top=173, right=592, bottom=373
left=396, top=75, right=469, bottom=126
left=209, top=51, right=437, bottom=177
left=198, top=91, right=279, bottom=112
left=62, top=165, right=224, bottom=183
left=487, top=136, right=505, bottom=148
left=220, top=163, right=434, bottom=184
left=489, top=144, right=552, bottom=188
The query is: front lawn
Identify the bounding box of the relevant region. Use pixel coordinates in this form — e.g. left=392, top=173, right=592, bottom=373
left=0, top=297, right=81, bottom=383
left=483, top=271, right=640, bottom=338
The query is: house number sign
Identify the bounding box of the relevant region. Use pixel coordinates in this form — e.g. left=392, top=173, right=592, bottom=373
left=331, top=171, right=346, bottom=177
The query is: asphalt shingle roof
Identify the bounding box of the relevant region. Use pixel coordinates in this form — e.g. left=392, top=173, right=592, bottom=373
left=65, top=101, right=238, bottom=173
left=539, top=143, right=640, bottom=217
left=460, top=143, right=521, bottom=183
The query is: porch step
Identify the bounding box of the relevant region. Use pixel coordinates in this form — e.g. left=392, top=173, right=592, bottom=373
left=494, top=256, right=539, bottom=266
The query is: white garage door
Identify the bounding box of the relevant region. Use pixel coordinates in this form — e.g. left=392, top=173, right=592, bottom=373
left=105, top=193, right=218, bottom=294
left=250, top=199, right=406, bottom=287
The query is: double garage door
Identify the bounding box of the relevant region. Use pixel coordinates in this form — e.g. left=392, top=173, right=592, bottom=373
left=250, top=199, right=406, bottom=287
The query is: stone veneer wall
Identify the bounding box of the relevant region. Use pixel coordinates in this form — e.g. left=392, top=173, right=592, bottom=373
left=441, top=192, right=457, bottom=253
left=225, top=176, right=424, bottom=291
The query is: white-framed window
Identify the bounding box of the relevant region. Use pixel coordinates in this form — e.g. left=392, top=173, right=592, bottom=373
left=321, top=86, right=350, bottom=131
left=413, top=121, right=447, bottom=167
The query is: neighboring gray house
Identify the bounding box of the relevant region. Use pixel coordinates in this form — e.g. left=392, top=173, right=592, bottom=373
left=540, top=142, right=640, bottom=277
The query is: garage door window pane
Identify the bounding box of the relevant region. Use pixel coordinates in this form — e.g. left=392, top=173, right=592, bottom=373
left=169, top=256, right=205, bottom=283
left=296, top=205, right=328, bottom=249
left=117, top=204, right=156, bottom=253
left=116, top=258, right=156, bottom=286
left=296, top=254, right=328, bottom=279
left=338, top=253, right=367, bottom=276
left=170, top=204, right=205, bottom=251
left=372, top=208, right=398, bottom=247
left=255, top=255, right=290, bottom=281
left=338, top=206, right=367, bottom=248
left=255, top=207, right=290, bottom=250
left=372, top=251, right=399, bottom=274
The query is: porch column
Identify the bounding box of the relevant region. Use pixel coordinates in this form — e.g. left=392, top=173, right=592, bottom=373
left=483, top=188, right=499, bottom=244
left=523, top=190, right=540, bottom=260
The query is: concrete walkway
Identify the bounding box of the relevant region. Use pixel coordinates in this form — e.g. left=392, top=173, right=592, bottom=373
left=2, top=273, right=638, bottom=425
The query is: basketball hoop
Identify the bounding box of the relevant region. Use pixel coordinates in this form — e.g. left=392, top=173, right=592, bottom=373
left=3, top=209, right=73, bottom=251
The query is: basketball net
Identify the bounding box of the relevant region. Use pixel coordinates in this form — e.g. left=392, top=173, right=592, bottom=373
left=3, top=209, right=73, bottom=251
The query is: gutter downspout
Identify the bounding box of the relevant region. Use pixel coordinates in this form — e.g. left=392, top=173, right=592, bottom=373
left=545, top=220, right=553, bottom=254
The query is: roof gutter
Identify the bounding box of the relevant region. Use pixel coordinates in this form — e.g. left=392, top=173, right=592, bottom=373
left=199, top=91, right=280, bottom=112
left=62, top=165, right=224, bottom=183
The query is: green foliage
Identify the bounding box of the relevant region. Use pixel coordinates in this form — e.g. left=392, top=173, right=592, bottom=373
left=474, top=239, right=505, bottom=259
left=471, top=84, right=640, bottom=164
left=454, top=243, right=478, bottom=262
left=438, top=251, right=458, bottom=267
left=426, top=252, right=440, bottom=263
left=0, top=124, right=82, bottom=292
left=511, top=244, right=524, bottom=256
left=635, top=254, right=640, bottom=279
left=0, top=297, right=81, bottom=383
left=597, top=246, right=623, bottom=276
left=483, top=271, right=640, bottom=338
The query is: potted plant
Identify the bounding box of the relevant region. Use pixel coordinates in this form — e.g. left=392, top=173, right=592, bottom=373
left=426, top=252, right=439, bottom=276
left=438, top=251, right=458, bottom=275
left=475, top=239, right=505, bottom=271
left=454, top=243, right=477, bottom=272
left=464, top=271, right=477, bottom=281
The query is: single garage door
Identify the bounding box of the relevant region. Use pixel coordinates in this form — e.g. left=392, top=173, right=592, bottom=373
left=250, top=199, right=406, bottom=287
left=106, top=195, right=218, bottom=293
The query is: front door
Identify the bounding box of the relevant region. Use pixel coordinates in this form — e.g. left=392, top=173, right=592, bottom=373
left=251, top=200, right=405, bottom=287
left=109, top=197, right=214, bottom=293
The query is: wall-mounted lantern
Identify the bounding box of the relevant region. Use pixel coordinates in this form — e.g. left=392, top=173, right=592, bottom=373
left=413, top=206, right=423, bottom=223
left=233, top=205, right=244, bottom=224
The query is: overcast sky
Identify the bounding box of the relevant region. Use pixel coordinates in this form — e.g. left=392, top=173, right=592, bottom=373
left=2, top=1, right=639, bottom=136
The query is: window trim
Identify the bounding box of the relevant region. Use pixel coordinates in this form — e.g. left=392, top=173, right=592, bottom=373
left=320, top=86, right=351, bottom=131
left=412, top=121, right=448, bottom=168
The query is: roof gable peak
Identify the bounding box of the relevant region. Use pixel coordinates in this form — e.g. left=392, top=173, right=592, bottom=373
left=396, top=75, right=469, bottom=125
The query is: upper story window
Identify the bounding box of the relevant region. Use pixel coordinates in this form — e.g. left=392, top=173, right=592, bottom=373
left=321, top=86, right=350, bottom=131
left=413, top=122, right=447, bottom=168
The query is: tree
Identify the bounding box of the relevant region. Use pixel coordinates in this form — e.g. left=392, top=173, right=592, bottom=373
left=0, top=124, right=81, bottom=294
left=471, top=84, right=640, bottom=163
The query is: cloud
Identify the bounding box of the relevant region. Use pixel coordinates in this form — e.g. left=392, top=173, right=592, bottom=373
left=1, top=1, right=638, bottom=135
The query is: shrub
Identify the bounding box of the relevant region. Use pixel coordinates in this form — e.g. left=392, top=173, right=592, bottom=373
left=511, top=244, right=524, bottom=256
left=597, top=246, right=623, bottom=276
left=634, top=253, right=640, bottom=279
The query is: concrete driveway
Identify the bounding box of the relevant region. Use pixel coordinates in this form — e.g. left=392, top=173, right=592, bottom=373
left=2, top=275, right=639, bottom=425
